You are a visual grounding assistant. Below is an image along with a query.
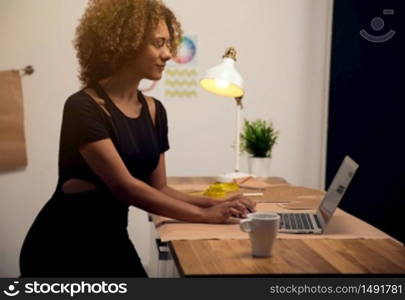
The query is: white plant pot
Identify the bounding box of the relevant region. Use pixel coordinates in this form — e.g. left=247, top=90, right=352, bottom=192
left=248, top=157, right=271, bottom=179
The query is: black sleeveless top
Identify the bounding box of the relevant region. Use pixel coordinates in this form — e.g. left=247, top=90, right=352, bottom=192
left=20, top=84, right=162, bottom=277
left=58, top=83, right=170, bottom=188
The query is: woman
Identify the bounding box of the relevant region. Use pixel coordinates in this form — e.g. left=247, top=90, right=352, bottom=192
left=20, top=0, right=255, bottom=277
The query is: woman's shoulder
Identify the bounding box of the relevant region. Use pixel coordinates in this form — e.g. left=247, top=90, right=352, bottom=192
left=148, top=96, right=166, bottom=113
left=141, top=94, right=167, bottom=116
left=62, top=89, right=110, bottom=123
left=65, top=89, right=93, bottom=106
left=142, top=93, right=163, bottom=106
left=64, top=89, right=101, bottom=113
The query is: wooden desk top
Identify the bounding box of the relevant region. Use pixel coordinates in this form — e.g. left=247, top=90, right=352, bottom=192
left=164, top=177, right=404, bottom=276
left=155, top=177, right=391, bottom=241
left=170, top=239, right=405, bottom=277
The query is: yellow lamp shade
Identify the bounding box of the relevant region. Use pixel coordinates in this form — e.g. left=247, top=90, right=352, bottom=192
left=200, top=56, right=244, bottom=98
left=200, top=78, right=244, bottom=98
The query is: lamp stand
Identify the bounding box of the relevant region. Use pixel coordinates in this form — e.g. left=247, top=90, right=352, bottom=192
left=216, top=97, right=253, bottom=183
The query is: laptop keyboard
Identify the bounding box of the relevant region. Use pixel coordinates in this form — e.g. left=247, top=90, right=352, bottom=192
left=279, top=213, right=314, bottom=230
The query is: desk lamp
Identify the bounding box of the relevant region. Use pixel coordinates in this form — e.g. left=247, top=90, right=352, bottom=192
left=200, top=47, right=251, bottom=182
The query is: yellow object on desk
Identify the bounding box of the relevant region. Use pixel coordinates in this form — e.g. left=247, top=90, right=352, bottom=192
left=202, top=182, right=239, bottom=198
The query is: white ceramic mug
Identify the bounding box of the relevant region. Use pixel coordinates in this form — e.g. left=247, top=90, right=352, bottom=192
left=240, top=212, right=280, bottom=257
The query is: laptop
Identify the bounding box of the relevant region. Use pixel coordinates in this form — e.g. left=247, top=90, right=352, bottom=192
left=278, top=155, right=359, bottom=234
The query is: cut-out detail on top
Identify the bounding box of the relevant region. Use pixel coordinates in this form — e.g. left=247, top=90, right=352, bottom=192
left=84, top=88, right=111, bottom=118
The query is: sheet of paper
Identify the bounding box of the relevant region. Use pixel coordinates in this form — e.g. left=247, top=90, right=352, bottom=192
left=152, top=203, right=391, bottom=242
left=0, top=70, right=27, bottom=170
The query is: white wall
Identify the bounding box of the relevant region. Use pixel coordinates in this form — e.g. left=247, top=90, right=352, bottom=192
left=0, top=0, right=332, bottom=276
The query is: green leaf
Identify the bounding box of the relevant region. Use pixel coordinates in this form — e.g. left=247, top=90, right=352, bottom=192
left=240, top=118, right=279, bottom=157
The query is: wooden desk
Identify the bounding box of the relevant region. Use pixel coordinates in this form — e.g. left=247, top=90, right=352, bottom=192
left=159, top=177, right=405, bottom=276
left=170, top=239, right=405, bottom=276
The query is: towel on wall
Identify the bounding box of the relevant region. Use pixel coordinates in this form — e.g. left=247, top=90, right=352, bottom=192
left=0, top=70, right=27, bottom=170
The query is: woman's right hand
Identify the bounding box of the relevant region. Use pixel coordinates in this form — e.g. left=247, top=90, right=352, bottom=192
left=201, top=196, right=252, bottom=223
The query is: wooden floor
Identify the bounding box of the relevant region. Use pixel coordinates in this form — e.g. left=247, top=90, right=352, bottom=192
left=170, top=239, right=405, bottom=276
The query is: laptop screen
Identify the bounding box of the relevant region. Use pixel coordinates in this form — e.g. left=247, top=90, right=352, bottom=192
left=316, top=156, right=359, bottom=230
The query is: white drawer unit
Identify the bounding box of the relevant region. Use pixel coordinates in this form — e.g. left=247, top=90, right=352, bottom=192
left=147, top=215, right=179, bottom=278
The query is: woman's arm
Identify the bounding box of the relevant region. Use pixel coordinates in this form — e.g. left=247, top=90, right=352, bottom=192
left=147, top=154, right=216, bottom=208
left=148, top=154, right=256, bottom=214
left=161, top=186, right=215, bottom=208
left=79, top=139, right=247, bottom=223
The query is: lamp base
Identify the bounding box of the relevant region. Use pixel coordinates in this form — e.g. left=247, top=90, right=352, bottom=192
left=216, top=171, right=255, bottom=183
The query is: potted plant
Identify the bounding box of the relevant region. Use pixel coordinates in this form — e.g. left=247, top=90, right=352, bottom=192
left=240, top=119, right=279, bottom=178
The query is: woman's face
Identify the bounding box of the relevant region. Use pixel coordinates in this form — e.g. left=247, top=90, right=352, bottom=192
left=131, top=20, right=173, bottom=81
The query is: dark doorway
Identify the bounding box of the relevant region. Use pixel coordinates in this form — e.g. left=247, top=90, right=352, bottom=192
left=327, top=0, right=405, bottom=243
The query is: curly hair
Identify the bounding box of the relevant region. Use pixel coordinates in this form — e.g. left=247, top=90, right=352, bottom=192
left=74, top=0, right=182, bottom=86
